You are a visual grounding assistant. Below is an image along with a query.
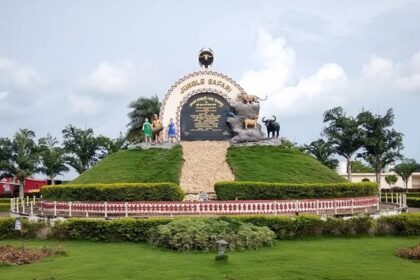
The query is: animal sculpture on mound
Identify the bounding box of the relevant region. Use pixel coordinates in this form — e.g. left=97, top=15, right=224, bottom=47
left=262, top=116, right=280, bottom=138
left=244, top=118, right=257, bottom=129
left=237, top=93, right=267, bottom=104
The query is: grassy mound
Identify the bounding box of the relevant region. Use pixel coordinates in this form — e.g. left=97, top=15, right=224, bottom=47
left=71, top=146, right=183, bottom=184
left=227, top=146, right=346, bottom=183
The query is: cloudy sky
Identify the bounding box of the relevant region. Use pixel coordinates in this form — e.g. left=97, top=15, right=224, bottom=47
left=1, top=0, right=420, bottom=179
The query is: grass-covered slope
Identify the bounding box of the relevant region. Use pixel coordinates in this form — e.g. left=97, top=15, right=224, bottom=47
left=71, top=146, right=183, bottom=184
left=227, top=146, right=346, bottom=183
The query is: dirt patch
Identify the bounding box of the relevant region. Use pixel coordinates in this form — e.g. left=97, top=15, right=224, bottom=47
left=0, top=244, right=64, bottom=265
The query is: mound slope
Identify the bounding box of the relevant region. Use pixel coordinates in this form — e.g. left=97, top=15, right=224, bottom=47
left=227, top=145, right=346, bottom=183
left=71, top=146, right=183, bottom=184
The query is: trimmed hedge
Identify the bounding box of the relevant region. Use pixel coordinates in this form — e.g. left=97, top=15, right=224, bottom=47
left=49, top=218, right=172, bottom=242
left=0, top=214, right=419, bottom=242
left=0, top=218, right=44, bottom=239
left=407, top=197, right=420, bottom=208
left=41, top=183, right=184, bottom=201
left=0, top=203, right=10, bottom=212
left=215, top=181, right=378, bottom=200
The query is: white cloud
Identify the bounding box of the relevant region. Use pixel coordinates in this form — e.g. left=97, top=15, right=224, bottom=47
left=0, top=57, right=44, bottom=91
left=68, top=92, right=100, bottom=115
left=362, top=55, right=394, bottom=81
left=241, top=29, right=295, bottom=95
left=361, top=52, right=420, bottom=91
left=242, top=30, right=348, bottom=118
left=80, top=60, right=136, bottom=96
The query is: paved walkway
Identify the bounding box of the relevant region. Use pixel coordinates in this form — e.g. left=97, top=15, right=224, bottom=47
left=180, top=141, right=235, bottom=195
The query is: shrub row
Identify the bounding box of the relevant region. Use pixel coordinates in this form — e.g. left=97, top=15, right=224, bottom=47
left=1, top=213, right=418, bottom=242
left=407, top=197, right=420, bottom=208
left=0, top=203, right=10, bottom=212
left=41, top=183, right=184, bottom=201
left=214, top=181, right=377, bottom=200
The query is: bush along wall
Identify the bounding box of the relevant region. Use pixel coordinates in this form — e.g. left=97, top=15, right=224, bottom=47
left=406, top=197, right=420, bottom=208
left=1, top=213, right=419, bottom=243
left=214, top=181, right=378, bottom=200
left=41, top=183, right=184, bottom=202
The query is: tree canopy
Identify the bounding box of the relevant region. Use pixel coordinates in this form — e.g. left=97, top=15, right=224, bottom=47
left=323, top=106, right=363, bottom=180
left=38, top=134, right=69, bottom=184
left=126, top=95, right=161, bottom=143
left=392, top=159, right=420, bottom=191
left=303, top=139, right=338, bottom=170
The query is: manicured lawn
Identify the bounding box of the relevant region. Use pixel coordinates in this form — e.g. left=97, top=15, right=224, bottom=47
left=227, top=146, right=346, bottom=183
left=0, top=237, right=419, bottom=280
left=71, top=146, right=183, bottom=184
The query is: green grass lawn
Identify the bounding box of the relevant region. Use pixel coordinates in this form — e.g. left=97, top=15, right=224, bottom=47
left=227, top=146, right=346, bottom=183
left=71, top=146, right=183, bottom=184
left=0, top=237, right=419, bottom=280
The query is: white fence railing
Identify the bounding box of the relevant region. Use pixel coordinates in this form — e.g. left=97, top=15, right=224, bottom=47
left=8, top=196, right=381, bottom=217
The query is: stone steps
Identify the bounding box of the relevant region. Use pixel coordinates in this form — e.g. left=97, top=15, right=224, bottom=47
left=180, top=141, right=235, bottom=198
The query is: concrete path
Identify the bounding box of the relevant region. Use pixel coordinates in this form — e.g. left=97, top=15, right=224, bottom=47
left=180, top=141, right=235, bottom=196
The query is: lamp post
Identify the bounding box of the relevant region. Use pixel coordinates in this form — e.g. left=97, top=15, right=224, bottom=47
left=215, top=239, right=229, bottom=261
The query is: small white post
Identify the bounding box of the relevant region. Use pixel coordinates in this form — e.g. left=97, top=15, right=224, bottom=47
left=68, top=202, right=72, bottom=217
left=104, top=202, right=108, bottom=218
left=351, top=199, right=354, bottom=214
left=21, top=198, right=25, bottom=214
left=385, top=193, right=388, bottom=203
left=403, top=194, right=407, bottom=208
left=125, top=202, right=128, bottom=217
left=53, top=201, right=57, bottom=217
left=274, top=201, right=278, bottom=216
left=391, top=193, right=394, bottom=203
left=295, top=200, right=299, bottom=213
left=334, top=200, right=337, bottom=215
left=85, top=211, right=89, bottom=217
left=33, top=195, right=36, bottom=205
left=316, top=200, right=319, bottom=215
left=26, top=196, right=29, bottom=206
left=377, top=199, right=380, bottom=211
left=30, top=201, right=34, bottom=215
left=15, top=198, right=19, bottom=213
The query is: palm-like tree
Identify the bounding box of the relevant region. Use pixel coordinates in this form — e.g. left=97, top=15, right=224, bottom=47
left=393, top=159, right=420, bottom=192
left=126, top=95, right=161, bottom=143
left=303, top=139, right=338, bottom=170
left=38, top=134, right=69, bottom=184
left=11, top=129, right=39, bottom=197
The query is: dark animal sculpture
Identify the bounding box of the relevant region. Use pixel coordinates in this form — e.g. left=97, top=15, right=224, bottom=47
left=262, top=116, right=280, bottom=138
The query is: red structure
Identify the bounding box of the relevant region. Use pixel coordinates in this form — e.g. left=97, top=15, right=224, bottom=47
left=0, top=178, right=48, bottom=196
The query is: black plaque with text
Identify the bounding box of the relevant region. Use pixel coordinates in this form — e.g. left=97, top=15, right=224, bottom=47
left=180, top=92, right=232, bottom=140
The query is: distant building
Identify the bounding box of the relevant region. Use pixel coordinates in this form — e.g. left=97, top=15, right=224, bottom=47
left=336, top=162, right=420, bottom=190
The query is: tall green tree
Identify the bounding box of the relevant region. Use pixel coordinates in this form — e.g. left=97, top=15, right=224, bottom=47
left=358, top=109, right=403, bottom=186
left=38, top=134, right=69, bottom=184
left=303, top=139, right=338, bottom=170
left=0, top=137, right=13, bottom=179
left=9, top=129, right=39, bottom=197
left=97, top=132, right=126, bottom=155
left=323, top=107, right=363, bottom=181
left=62, top=125, right=107, bottom=174
left=392, top=159, right=420, bottom=191
left=126, top=95, right=161, bottom=143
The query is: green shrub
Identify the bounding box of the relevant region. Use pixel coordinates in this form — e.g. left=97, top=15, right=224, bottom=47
left=407, top=197, right=420, bottom=208
left=0, top=203, right=10, bottom=212
left=0, top=218, right=44, bottom=239
left=147, top=217, right=275, bottom=251
left=41, top=183, right=184, bottom=201
left=49, top=218, right=172, bottom=242
left=376, top=214, right=420, bottom=236
left=215, top=181, right=377, bottom=200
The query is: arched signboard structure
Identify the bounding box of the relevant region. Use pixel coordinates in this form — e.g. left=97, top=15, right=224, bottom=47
left=159, top=71, right=246, bottom=141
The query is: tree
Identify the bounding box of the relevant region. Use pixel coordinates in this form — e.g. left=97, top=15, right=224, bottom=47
left=38, top=134, right=69, bottom=184
left=393, top=159, right=420, bottom=192
left=9, top=129, right=39, bottom=197
left=98, top=132, right=126, bottom=155
left=358, top=109, right=403, bottom=187
left=62, top=125, right=107, bottom=174
left=0, top=137, right=13, bottom=179
left=384, top=174, right=398, bottom=189
left=303, top=139, right=338, bottom=170
left=323, top=107, right=363, bottom=181
left=351, top=160, right=374, bottom=173
left=126, top=95, right=161, bottom=143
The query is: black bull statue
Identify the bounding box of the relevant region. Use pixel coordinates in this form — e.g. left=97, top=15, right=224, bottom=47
left=262, top=116, right=280, bottom=138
